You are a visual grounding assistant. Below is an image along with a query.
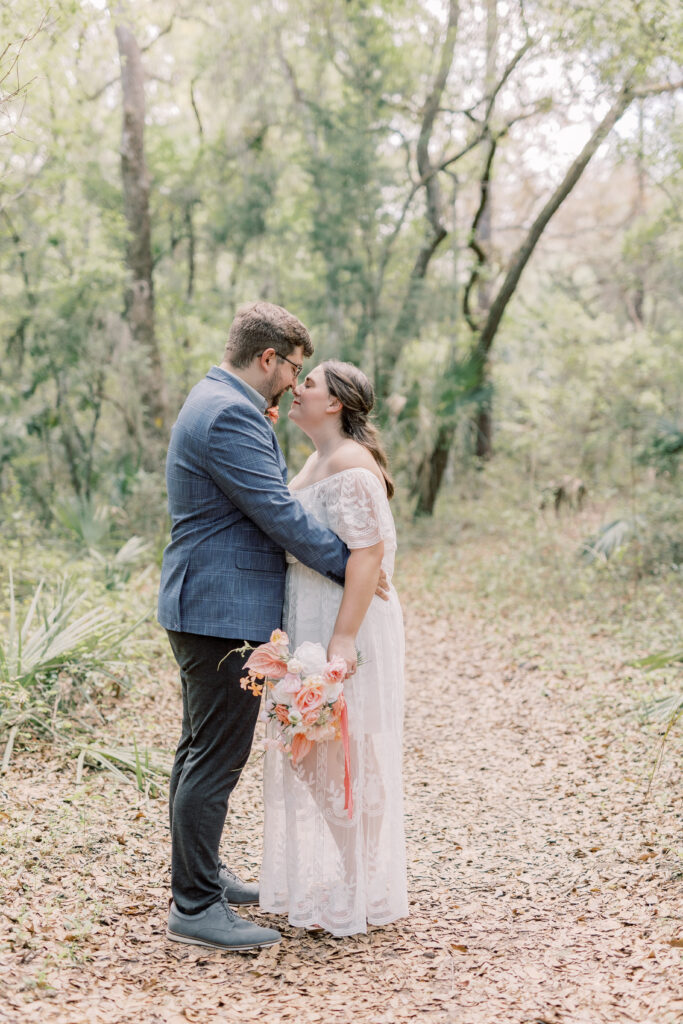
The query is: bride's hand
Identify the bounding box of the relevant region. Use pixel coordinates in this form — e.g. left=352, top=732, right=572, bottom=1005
left=327, top=634, right=357, bottom=677
left=375, top=569, right=390, bottom=601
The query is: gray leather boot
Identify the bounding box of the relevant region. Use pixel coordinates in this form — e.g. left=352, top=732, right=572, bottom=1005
left=218, top=862, right=259, bottom=906
left=167, top=895, right=280, bottom=951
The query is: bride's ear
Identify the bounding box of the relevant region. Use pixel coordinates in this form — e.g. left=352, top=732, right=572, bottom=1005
left=326, top=396, right=342, bottom=414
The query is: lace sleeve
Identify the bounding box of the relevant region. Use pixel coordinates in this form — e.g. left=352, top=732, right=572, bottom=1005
left=329, top=469, right=395, bottom=550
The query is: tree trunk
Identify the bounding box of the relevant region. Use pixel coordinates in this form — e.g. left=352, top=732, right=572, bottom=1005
left=375, top=0, right=458, bottom=404
left=475, top=83, right=637, bottom=363
left=474, top=404, right=492, bottom=458
left=411, top=81, right=648, bottom=515
left=115, top=23, right=167, bottom=442
left=471, top=0, right=498, bottom=459
left=412, top=419, right=456, bottom=517
left=632, top=98, right=646, bottom=323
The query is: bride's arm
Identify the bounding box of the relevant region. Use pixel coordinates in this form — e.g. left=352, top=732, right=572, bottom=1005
left=327, top=540, right=384, bottom=675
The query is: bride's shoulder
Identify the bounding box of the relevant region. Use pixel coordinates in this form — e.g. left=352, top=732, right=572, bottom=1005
left=328, top=443, right=385, bottom=490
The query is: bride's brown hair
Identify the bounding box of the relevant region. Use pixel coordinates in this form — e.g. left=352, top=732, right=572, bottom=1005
left=321, top=360, right=395, bottom=500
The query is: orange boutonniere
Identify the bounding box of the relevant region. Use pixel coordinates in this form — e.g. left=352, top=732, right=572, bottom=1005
left=265, top=406, right=279, bottom=424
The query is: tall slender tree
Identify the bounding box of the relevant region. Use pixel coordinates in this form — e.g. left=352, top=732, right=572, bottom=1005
left=115, top=17, right=167, bottom=447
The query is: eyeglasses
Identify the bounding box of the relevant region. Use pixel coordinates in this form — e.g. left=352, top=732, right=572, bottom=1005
left=276, top=353, right=303, bottom=378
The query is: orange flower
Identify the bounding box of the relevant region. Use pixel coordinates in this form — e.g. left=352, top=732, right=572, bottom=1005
left=244, top=642, right=288, bottom=679
left=275, top=704, right=290, bottom=725
left=265, top=406, right=279, bottom=424
left=290, top=733, right=313, bottom=765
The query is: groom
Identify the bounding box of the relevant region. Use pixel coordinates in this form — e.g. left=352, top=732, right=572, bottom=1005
left=158, top=302, right=361, bottom=951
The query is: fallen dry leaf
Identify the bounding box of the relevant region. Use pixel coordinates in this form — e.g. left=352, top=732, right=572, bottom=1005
left=0, top=538, right=681, bottom=1024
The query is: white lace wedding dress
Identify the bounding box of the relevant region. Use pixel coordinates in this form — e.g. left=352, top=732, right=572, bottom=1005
left=260, top=467, right=408, bottom=936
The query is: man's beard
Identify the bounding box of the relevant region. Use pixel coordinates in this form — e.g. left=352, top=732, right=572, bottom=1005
left=265, top=375, right=289, bottom=408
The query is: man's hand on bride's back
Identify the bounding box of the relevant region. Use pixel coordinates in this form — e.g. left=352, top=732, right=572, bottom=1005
left=375, top=569, right=390, bottom=601
left=327, top=634, right=358, bottom=677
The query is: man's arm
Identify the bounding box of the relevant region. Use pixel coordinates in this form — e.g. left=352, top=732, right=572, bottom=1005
left=206, top=405, right=349, bottom=584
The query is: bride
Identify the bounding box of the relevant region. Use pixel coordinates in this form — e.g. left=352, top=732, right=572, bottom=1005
left=260, top=360, right=408, bottom=937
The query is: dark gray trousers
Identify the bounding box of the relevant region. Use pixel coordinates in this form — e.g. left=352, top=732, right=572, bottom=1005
left=166, top=630, right=262, bottom=914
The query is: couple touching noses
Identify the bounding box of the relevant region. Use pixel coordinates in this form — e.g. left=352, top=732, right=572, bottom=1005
left=158, top=301, right=407, bottom=950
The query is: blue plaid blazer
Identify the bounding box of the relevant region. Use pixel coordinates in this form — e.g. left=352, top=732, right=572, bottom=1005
left=158, top=367, right=349, bottom=641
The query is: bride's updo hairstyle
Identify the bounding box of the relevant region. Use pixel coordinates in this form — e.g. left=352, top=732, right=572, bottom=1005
left=322, top=360, right=395, bottom=500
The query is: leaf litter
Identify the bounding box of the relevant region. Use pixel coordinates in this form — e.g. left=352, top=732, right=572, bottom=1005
left=0, top=569, right=681, bottom=1024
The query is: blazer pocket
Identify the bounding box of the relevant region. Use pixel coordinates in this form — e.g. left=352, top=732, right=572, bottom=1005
left=235, top=548, right=284, bottom=573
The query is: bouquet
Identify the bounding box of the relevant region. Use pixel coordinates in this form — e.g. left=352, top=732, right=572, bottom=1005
left=241, top=629, right=353, bottom=818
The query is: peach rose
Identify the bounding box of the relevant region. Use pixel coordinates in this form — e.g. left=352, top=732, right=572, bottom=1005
left=293, top=683, right=325, bottom=725
left=323, top=655, right=348, bottom=684
left=243, top=642, right=288, bottom=679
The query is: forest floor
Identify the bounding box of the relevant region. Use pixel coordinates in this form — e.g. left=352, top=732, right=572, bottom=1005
left=1, top=495, right=682, bottom=1024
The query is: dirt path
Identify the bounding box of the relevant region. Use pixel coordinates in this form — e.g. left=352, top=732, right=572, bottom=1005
left=1, top=603, right=681, bottom=1024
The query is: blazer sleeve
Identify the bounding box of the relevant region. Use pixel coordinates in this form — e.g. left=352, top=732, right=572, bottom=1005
left=206, top=404, right=349, bottom=585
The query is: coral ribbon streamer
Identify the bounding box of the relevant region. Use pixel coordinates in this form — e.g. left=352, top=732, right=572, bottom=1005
left=339, top=695, right=353, bottom=820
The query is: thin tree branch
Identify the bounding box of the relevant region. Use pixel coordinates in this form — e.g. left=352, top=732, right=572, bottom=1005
left=632, top=79, right=683, bottom=97
left=463, top=135, right=498, bottom=332
left=81, top=75, right=120, bottom=103
left=190, top=78, right=204, bottom=140
left=140, top=17, right=174, bottom=53
left=476, top=82, right=639, bottom=360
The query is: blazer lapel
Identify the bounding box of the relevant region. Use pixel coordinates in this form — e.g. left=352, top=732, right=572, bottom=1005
left=272, top=431, right=288, bottom=483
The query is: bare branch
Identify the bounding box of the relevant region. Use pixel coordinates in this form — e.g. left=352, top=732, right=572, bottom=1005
left=376, top=1, right=458, bottom=398
left=375, top=182, right=421, bottom=287
left=190, top=78, right=204, bottom=140
left=416, top=0, right=459, bottom=238
left=435, top=133, right=487, bottom=175
left=463, top=136, right=498, bottom=332
left=140, top=17, right=175, bottom=53
left=476, top=82, right=639, bottom=359
left=81, top=75, right=120, bottom=103
left=632, top=79, right=683, bottom=97
left=278, top=47, right=319, bottom=156
left=0, top=14, right=48, bottom=90
left=0, top=13, right=49, bottom=138
left=482, top=37, right=534, bottom=123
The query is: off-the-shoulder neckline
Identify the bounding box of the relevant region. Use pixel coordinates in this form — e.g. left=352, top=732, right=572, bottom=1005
left=290, top=466, right=386, bottom=494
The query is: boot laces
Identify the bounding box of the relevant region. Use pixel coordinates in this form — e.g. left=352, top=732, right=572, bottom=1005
left=219, top=893, right=239, bottom=921
left=218, top=860, right=239, bottom=883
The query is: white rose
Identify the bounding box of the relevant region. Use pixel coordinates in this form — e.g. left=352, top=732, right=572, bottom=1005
left=286, top=708, right=303, bottom=733
left=281, top=673, right=302, bottom=694
left=325, top=682, right=343, bottom=703
left=293, top=641, right=328, bottom=677
left=286, top=658, right=304, bottom=675
left=271, top=679, right=294, bottom=704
